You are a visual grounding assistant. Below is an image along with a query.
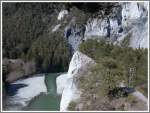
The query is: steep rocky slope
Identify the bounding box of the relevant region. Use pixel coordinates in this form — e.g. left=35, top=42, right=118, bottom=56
left=56, top=51, right=95, bottom=111
left=60, top=2, right=148, bottom=51
left=56, top=2, right=148, bottom=111
left=2, top=2, right=148, bottom=111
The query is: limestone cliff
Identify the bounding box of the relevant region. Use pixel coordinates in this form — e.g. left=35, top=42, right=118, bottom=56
left=56, top=51, right=95, bottom=111
left=63, top=2, right=148, bottom=50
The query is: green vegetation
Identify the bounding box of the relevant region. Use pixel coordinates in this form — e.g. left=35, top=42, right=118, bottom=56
left=27, top=32, right=71, bottom=72
left=68, top=39, right=147, bottom=110
left=3, top=3, right=71, bottom=73
left=68, top=101, right=77, bottom=111
left=69, top=6, right=90, bottom=25
left=120, top=32, right=132, bottom=47
left=2, top=3, right=118, bottom=73
left=3, top=3, right=51, bottom=59
left=79, top=39, right=147, bottom=89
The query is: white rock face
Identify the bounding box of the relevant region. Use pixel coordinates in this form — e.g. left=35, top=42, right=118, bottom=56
left=85, top=18, right=108, bottom=39
left=84, top=2, right=148, bottom=48
left=7, top=75, right=47, bottom=108
left=122, top=2, right=148, bottom=21
left=56, top=73, right=68, bottom=95
left=56, top=2, right=148, bottom=111
left=58, top=10, right=68, bottom=20
left=122, top=3, right=141, bottom=20
left=52, top=24, right=61, bottom=32
left=129, top=20, right=148, bottom=48
left=56, top=51, right=95, bottom=111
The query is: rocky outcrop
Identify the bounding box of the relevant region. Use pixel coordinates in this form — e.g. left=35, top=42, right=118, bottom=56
left=3, top=59, right=36, bottom=83
left=57, top=10, right=68, bottom=20
left=64, top=21, right=86, bottom=52
left=56, top=2, right=148, bottom=111
left=121, top=2, right=148, bottom=48
left=85, top=2, right=148, bottom=48
left=63, top=2, right=148, bottom=50
left=56, top=51, right=95, bottom=111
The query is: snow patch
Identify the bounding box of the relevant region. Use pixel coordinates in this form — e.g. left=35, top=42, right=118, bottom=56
left=8, top=75, right=47, bottom=107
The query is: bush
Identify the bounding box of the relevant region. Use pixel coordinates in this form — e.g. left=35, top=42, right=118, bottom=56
left=68, top=101, right=77, bottom=111
left=120, top=33, right=132, bottom=47
left=27, top=32, right=71, bottom=73
left=77, top=39, right=148, bottom=110
left=79, top=39, right=147, bottom=89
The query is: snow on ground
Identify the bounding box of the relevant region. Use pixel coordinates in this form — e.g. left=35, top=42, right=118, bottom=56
left=10, top=75, right=47, bottom=107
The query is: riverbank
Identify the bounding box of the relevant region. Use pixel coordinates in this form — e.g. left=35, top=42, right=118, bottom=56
left=3, top=73, right=62, bottom=111
left=25, top=73, right=61, bottom=111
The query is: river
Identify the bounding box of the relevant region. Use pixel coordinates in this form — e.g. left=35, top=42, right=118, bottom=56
left=4, top=73, right=61, bottom=111
left=25, top=73, right=61, bottom=111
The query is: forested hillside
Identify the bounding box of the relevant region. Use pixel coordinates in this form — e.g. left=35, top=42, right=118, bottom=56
left=3, top=3, right=72, bottom=73
left=68, top=39, right=148, bottom=110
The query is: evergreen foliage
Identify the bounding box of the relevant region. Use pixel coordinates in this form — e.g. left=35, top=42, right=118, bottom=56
left=27, top=32, right=71, bottom=72
left=3, top=3, right=71, bottom=73
left=71, top=39, right=148, bottom=110
left=79, top=39, right=147, bottom=91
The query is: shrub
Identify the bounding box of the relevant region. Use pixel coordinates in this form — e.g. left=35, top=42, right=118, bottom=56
left=68, top=101, right=77, bottom=111
left=27, top=32, right=71, bottom=73
left=120, top=32, right=132, bottom=47
left=77, top=39, right=148, bottom=110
